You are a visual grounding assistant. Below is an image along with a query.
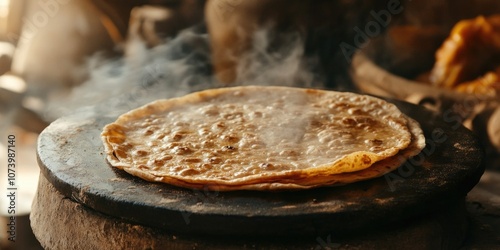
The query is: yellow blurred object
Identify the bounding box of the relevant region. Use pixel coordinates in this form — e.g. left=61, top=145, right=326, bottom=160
left=454, top=67, right=500, bottom=96
left=0, top=0, right=10, bottom=33
left=430, top=15, right=500, bottom=93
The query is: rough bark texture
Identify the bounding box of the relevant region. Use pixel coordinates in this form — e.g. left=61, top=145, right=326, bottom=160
left=31, top=175, right=472, bottom=250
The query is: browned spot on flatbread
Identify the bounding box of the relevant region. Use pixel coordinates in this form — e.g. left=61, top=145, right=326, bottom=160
left=362, top=154, right=372, bottom=165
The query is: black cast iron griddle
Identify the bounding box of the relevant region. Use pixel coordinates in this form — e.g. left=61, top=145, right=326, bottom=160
left=36, top=98, right=484, bottom=237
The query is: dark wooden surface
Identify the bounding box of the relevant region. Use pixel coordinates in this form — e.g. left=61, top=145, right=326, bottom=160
left=36, top=99, right=485, bottom=237
left=29, top=175, right=470, bottom=250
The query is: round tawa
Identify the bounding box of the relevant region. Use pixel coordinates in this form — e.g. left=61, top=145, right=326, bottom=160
left=36, top=98, right=484, bottom=237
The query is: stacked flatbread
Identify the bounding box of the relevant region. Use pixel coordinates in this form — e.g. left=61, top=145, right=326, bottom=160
left=101, top=86, right=425, bottom=191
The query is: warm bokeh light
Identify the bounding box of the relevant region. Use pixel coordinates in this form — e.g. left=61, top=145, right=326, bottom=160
left=0, top=0, right=9, bottom=18
left=0, top=74, right=26, bottom=93
left=0, top=0, right=10, bottom=33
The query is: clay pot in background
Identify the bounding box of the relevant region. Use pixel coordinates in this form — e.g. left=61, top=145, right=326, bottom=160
left=205, top=0, right=389, bottom=87
left=351, top=0, right=500, bottom=168
left=10, top=0, right=119, bottom=98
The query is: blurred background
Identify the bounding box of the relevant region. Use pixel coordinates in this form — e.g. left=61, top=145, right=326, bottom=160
left=0, top=0, right=499, bottom=249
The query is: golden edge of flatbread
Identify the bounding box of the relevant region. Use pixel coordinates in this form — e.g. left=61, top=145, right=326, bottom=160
left=277, top=116, right=426, bottom=188
left=102, top=121, right=410, bottom=187
left=156, top=116, right=425, bottom=191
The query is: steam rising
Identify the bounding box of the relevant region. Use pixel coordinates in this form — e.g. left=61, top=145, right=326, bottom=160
left=234, top=28, right=322, bottom=87
left=43, top=25, right=324, bottom=120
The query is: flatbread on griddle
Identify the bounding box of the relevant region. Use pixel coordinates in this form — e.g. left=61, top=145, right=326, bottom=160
left=101, top=86, right=425, bottom=191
